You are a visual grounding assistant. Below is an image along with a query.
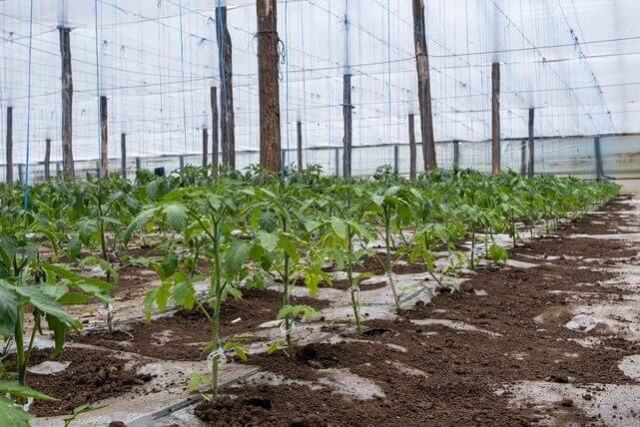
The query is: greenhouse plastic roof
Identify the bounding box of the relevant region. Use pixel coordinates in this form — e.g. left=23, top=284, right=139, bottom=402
left=1, top=0, right=640, bottom=162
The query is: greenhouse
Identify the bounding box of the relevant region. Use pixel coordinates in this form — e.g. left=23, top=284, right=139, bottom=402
left=0, top=0, right=639, bottom=425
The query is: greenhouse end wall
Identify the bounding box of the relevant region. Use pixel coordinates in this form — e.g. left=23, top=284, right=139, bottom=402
left=2, top=134, right=639, bottom=187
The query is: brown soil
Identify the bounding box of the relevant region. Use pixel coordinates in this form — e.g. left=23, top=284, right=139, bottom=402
left=71, top=289, right=330, bottom=361
left=25, top=347, right=152, bottom=417
left=194, top=196, right=638, bottom=426
left=352, top=254, right=430, bottom=275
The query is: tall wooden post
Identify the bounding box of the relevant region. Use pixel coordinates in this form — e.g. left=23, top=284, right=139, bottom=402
left=491, top=62, right=501, bottom=176
left=59, top=27, right=75, bottom=180
left=215, top=6, right=236, bottom=169
left=257, top=0, right=281, bottom=172
left=202, top=128, right=209, bottom=168
left=120, top=133, right=127, bottom=179
left=408, top=114, right=417, bottom=180
left=342, top=74, right=353, bottom=178
left=100, top=96, right=108, bottom=177
left=44, top=138, right=51, bottom=181
left=210, top=87, right=219, bottom=173
left=594, top=137, right=604, bottom=181
left=453, top=140, right=460, bottom=172
left=519, top=140, right=527, bottom=176
left=5, top=107, right=13, bottom=184
left=412, top=0, right=436, bottom=171
left=528, top=108, right=535, bottom=178
left=296, top=121, right=303, bottom=172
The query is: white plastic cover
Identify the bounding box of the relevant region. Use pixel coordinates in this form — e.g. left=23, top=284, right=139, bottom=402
left=1, top=0, right=639, bottom=164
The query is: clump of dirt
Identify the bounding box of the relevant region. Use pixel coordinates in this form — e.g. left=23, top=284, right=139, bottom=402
left=71, top=289, right=330, bottom=361
left=25, top=347, right=152, bottom=416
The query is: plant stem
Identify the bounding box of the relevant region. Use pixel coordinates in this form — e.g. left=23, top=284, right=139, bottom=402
left=282, top=216, right=293, bottom=356
left=384, top=205, right=400, bottom=310
left=346, top=226, right=361, bottom=333
left=15, top=306, right=25, bottom=387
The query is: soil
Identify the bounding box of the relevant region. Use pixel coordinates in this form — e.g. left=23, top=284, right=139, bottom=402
left=194, top=196, right=639, bottom=426
left=24, top=347, right=152, bottom=417
left=352, top=254, right=430, bottom=275
left=70, top=289, right=330, bottom=361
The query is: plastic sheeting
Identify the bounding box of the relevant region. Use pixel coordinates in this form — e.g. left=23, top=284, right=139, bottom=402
left=1, top=0, right=640, bottom=167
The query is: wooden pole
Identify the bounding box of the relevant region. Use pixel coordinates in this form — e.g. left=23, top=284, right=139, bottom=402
left=528, top=108, right=535, bottom=178
left=215, top=6, right=236, bottom=169
left=210, top=87, right=219, bottom=173
left=491, top=62, right=501, bottom=176
left=412, top=0, right=437, bottom=171
left=342, top=73, right=353, bottom=178
left=120, top=133, right=127, bottom=179
left=296, top=121, right=303, bottom=172
left=202, top=128, right=209, bottom=168
left=256, top=0, right=281, bottom=172
left=519, top=140, right=527, bottom=176
left=408, top=114, right=417, bottom=180
left=594, top=137, right=604, bottom=181
left=5, top=107, right=13, bottom=184
left=59, top=27, right=75, bottom=180
left=453, top=140, right=460, bottom=172
left=44, top=138, right=51, bottom=181
left=100, top=96, right=108, bottom=177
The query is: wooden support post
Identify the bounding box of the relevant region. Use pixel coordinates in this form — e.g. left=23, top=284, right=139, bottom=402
left=100, top=96, right=108, bottom=177
left=256, top=0, right=281, bottom=172
left=135, top=157, right=141, bottom=172
left=18, top=164, right=23, bottom=183
left=412, top=0, right=437, bottom=171
left=491, top=62, right=501, bottom=176
left=296, top=121, right=303, bottom=172
left=210, top=87, right=219, bottom=173
left=5, top=106, right=13, bottom=184
left=179, top=156, right=185, bottom=172
left=393, top=145, right=400, bottom=175
left=215, top=6, right=236, bottom=169
left=334, top=148, right=340, bottom=177
left=59, top=26, right=75, bottom=180
left=453, top=140, right=460, bottom=172
left=342, top=73, right=353, bottom=178
left=120, top=133, right=127, bottom=179
left=56, top=161, right=61, bottom=175
left=520, top=140, right=527, bottom=177
left=202, top=128, right=209, bottom=168
left=594, top=136, right=604, bottom=181
left=528, top=108, right=535, bottom=178
left=44, top=138, right=51, bottom=181
left=408, top=114, right=417, bottom=180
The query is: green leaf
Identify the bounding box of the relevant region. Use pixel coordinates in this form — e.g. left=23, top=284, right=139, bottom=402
left=223, top=241, right=251, bottom=276
left=124, top=207, right=158, bottom=244
left=46, top=313, right=67, bottom=356
left=66, top=237, right=82, bottom=259
left=76, top=219, right=98, bottom=245
left=163, top=203, right=188, bottom=232
left=0, top=382, right=56, bottom=401
left=0, top=286, right=18, bottom=337
left=277, top=234, right=299, bottom=263
left=256, top=231, right=278, bottom=253
left=172, top=279, right=195, bottom=310
left=330, top=217, right=348, bottom=240
left=14, top=286, right=78, bottom=329
left=0, top=397, right=31, bottom=427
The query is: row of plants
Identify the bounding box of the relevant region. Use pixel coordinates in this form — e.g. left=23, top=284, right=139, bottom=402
left=0, top=165, right=619, bottom=422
